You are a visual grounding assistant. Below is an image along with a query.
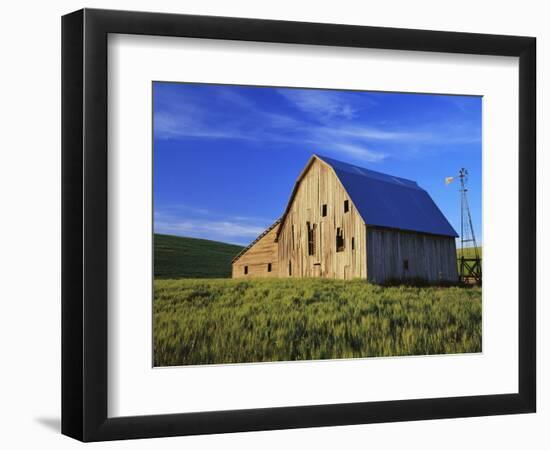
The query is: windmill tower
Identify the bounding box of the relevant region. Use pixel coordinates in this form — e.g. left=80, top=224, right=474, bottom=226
left=446, top=168, right=482, bottom=284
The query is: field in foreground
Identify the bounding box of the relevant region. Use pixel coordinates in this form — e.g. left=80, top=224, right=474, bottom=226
left=154, top=278, right=481, bottom=366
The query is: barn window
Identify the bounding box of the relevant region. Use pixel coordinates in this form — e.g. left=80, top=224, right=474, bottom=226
left=321, top=204, right=327, bottom=217
left=351, top=237, right=355, bottom=250
left=344, top=200, right=349, bottom=213
left=288, top=261, right=292, bottom=276
left=267, top=263, right=272, bottom=272
left=244, top=266, right=248, bottom=275
left=403, top=259, right=409, bottom=271
left=336, top=228, right=344, bottom=252
left=307, top=222, right=316, bottom=256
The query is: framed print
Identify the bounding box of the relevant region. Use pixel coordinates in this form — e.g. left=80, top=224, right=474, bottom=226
left=61, top=8, right=536, bottom=441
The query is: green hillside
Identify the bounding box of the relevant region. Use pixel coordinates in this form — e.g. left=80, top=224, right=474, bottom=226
left=457, top=247, right=482, bottom=259
left=154, top=234, right=244, bottom=279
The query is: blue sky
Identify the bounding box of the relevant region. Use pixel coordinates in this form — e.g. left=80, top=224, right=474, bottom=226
left=154, top=82, right=482, bottom=247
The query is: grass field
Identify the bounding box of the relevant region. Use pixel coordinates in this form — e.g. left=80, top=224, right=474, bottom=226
left=154, top=278, right=481, bottom=366
left=154, top=234, right=243, bottom=279
left=457, top=246, right=482, bottom=259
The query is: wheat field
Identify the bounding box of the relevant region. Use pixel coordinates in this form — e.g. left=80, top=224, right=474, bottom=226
left=153, top=278, right=481, bottom=366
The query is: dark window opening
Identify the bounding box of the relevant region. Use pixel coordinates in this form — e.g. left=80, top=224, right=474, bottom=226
left=336, top=228, right=345, bottom=252
left=267, top=263, right=272, bottom=272
left=244, top=266, right=248, bottom=275
left=403, top=259, right=409, bottom=271
left=321, top=204, right=327, bottom=217
left=351, top=237, right=355, bottom=250
left=344, top=200, right=349, bottom=213
left=291, top=224, right=295, bottom=248
left=307, top=222, right=316, bottom=256
left=288, top=261, right=292, bottom=276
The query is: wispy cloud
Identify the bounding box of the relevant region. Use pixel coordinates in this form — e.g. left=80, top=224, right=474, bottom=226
left=154, top=205, right=275, bottom=245
left=154, top=84, right=480, bottom=165
left=155, top=204, right=214, bottom=216
left=324, top=126, right=431, bottom=142
left=154, top=110, right=252, bottom=140
left=327, top=143, right=387, bottom=162
left=277, top=89, right=366, bottom=120
left=155, top=218, right=265, bottom=240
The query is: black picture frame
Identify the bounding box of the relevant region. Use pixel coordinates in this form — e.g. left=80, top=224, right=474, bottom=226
left=62, top=8, right=536, bottom=442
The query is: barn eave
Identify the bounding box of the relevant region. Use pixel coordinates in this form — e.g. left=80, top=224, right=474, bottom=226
left=231, top=219, right=281, bottom=264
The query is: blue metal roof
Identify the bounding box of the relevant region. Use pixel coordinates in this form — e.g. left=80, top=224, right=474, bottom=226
left=317, top=155, right=458, bottom=237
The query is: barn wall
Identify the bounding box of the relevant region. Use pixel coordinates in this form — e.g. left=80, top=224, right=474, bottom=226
left=232, top=224, right=279, bottom=278
left=277, top=158, right=367, bottom=280
left=366, top=227, right=458, bottom=283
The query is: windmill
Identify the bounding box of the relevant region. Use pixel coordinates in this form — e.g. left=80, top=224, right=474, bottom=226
left=446, top=168, right=482, bottom=284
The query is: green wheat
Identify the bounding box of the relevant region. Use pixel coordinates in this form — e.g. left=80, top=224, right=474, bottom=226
left=153, top=278, right=481, bottom=366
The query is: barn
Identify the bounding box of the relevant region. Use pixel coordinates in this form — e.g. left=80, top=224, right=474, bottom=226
left=232, top=154, right=458, bottom=283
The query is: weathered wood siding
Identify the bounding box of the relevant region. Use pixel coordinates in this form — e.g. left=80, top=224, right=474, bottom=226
left=232, top=224, right=279, bottom=278
left=366, top=227, right=458, bottom=283
left=277, top=158, right=367, bottom=279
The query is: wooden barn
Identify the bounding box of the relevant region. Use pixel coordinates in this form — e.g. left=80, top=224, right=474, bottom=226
left=232, top=154, right=458, bottom=283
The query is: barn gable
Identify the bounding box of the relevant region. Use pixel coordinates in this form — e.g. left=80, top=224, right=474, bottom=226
left=275, top=157, right=367, bottom=279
